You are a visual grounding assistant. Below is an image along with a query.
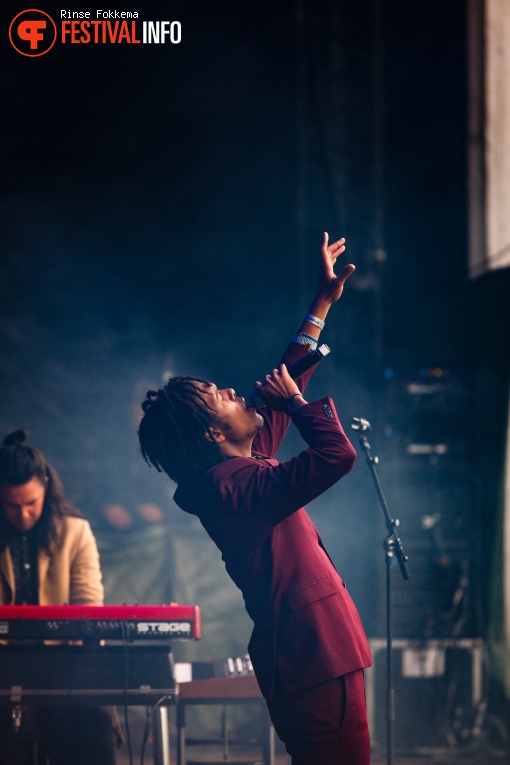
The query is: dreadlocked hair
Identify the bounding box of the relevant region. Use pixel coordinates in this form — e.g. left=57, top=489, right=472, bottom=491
left=0, top=429, right=82, bottom=555
left=138, top=376, right=227, bottom=484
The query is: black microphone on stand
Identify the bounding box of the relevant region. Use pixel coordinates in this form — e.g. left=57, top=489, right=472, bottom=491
left=248, top=344, right=331, bottom=409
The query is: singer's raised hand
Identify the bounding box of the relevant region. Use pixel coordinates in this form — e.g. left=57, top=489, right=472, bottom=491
left=299, top=233, right=355, bottom=340
left=315, top=232, right=355, bottom=307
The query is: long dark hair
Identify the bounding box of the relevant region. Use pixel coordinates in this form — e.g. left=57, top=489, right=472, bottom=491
left=138, top=376, right=226, bottom=484
left=0, top=429, right=82, bottom=554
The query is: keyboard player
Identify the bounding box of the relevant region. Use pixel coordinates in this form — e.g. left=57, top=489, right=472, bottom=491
left=0, top=429, right=121, bottom=765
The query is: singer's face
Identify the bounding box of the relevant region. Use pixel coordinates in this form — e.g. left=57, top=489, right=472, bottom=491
left=199, top=382, right=264, bottom=447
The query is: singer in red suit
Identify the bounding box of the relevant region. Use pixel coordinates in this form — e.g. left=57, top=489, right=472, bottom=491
left=138, top=234, right=372, bottom=765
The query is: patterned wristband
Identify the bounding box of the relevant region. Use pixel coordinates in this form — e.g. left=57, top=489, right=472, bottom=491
left=292, top=332, right=318, bottom=351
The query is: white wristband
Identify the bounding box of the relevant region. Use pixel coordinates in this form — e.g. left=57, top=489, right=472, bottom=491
left=305, top=313, right=325, bottom=330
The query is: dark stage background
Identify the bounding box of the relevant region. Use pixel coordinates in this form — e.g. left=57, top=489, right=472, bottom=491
left=2, top=0, right=510, bottom=754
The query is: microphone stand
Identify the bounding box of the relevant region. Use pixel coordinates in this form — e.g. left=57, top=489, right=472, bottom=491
left=351, top=417, right=410, bottom=765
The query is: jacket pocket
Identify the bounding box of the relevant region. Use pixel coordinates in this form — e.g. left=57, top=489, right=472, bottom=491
left=287, top=577, right=338, bottom=611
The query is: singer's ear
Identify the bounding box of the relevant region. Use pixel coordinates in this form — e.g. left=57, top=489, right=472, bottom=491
left=204, top=426, right=225, bottom=444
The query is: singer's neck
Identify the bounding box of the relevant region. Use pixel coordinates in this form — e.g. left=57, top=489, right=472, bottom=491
left=219, top=440, right=255, bottom=459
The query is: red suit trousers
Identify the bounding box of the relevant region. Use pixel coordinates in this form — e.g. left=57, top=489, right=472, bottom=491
left=266, top=669, right=370, bottom=765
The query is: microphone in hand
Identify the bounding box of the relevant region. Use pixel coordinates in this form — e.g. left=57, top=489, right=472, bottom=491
left=248, top=345, right=331, bottom=409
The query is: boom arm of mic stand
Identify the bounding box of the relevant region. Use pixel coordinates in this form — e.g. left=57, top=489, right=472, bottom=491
left=355, top=425, right=410, bottom=581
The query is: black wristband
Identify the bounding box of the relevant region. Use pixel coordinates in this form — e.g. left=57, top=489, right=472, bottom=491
left=285, top=393, right=303, bottom=413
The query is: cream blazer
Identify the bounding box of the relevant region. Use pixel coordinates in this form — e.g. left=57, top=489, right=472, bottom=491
left=0, top=516, right=104, bottom=605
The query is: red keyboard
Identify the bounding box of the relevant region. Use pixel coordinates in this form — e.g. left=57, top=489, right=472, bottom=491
left=0, top=604, right=201, bottom=641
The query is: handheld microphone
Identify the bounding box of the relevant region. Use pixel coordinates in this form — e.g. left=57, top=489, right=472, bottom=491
left=248, top=344, right=331, bottom=409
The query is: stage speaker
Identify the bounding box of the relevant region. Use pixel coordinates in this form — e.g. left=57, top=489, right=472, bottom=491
left=365, top=638, right=483, bottom=755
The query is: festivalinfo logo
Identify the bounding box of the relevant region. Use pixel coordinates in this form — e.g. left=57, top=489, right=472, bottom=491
left=9, top=8, right=182, bottom=56
left=9, top=9, right=57, bottom=56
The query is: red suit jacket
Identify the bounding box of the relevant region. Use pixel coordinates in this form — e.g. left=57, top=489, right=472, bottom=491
left=174, top=342, right=372, bottom=699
